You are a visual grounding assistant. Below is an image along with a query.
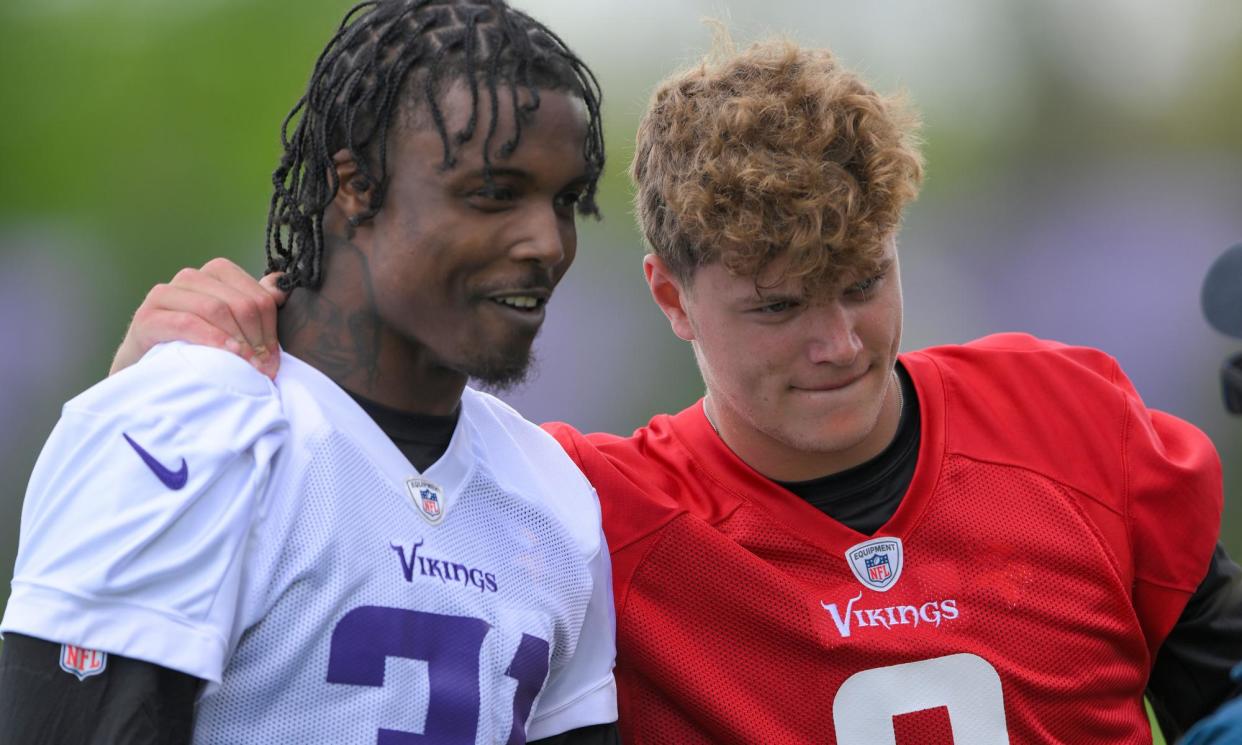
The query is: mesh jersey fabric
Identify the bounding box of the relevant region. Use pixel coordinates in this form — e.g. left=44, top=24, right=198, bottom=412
left=3, top=341, right=617, bottom=743
left=545, top=333, right=1222, bottom=745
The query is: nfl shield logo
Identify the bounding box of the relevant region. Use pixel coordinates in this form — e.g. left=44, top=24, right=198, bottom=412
left=59, top=643, right=107, bottom=681
left=420, top=488, right=440, bottom=517
left=406, top=477, right=446, bottom=525
left=844, top=537, right=904, bottom=592
left=865, top=553, right=891, bottom=582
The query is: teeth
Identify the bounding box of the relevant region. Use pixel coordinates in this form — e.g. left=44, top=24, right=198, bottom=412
left=494, top=296, right=539, bottom=310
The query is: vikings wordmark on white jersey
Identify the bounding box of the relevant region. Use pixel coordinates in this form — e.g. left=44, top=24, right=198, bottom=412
left=2, top=342, right=617, bottom=743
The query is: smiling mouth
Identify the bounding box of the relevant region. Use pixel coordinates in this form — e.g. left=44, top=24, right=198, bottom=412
left=489, top=294, right=546, bottom=311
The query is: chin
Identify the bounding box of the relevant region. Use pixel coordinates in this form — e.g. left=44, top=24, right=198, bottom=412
left=464, top=348, right=537, bottom=394
left=781, top=426, right=871, bottom=457
left=769, top=405, right=877, bottom=454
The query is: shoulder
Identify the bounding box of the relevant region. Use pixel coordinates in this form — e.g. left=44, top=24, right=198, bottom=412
left=542, top=412, right=682, bottom=475
left=908, top=332, right=1123, bottom=394
left=461, top=389, right=604, bottom=556
left=69, top=341, right=283, bottom=431
left=905, top=333, right=1220, bottom=579
left=906, top=331, right=1217, bottom=502
left=906, top=334, right=1129, bottom=458
left=47, top=341, right=292, bottom=496
left=4, top=343, right=290, bottom=680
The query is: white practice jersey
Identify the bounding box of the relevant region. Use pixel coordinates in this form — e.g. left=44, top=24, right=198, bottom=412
left=3, top=342, right=617, bottom=743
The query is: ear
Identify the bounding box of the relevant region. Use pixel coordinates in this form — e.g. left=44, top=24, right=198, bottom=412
left=329, top=149, right=375, bottom=226
left=643, top=254, right=696, bottom=342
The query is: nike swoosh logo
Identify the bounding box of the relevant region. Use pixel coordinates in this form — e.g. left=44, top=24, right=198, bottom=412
left=122, top=433, right=188, bottom=490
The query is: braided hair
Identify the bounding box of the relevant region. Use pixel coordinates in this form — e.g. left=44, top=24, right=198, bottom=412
left=265, top=0, right=605, bottom=291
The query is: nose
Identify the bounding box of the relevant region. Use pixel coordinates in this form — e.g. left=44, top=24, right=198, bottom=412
left=806, top=301, right=863, bottom=366
left=510, top=203, right=574, bottom=270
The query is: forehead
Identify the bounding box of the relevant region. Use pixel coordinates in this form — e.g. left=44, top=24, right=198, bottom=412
left=700, top=237, right=898, bottom=300
left=397, top=80, right=590, bottom=173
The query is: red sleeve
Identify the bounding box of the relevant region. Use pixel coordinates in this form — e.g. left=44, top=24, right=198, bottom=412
left=920, top=334, right=1223, bottom=658
left=1123, top=390, right=1223, bottom=658
left=542, top=420, right=691, bottom=620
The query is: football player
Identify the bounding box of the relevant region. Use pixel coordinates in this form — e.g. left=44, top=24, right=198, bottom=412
left=0, top=1, right=619, bottom=743
left=71, top=35, right=1242, bottom=744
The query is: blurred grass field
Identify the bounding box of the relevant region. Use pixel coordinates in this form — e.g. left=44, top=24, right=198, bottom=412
left=1149, top=699, right=1170, bottom=745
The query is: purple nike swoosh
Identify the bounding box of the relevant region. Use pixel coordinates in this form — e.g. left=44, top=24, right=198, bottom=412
left=122, top=433, right=188, bottom=490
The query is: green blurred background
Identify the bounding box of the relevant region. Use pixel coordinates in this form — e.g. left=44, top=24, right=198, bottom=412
left=0, top=3, right=1239, bottom=738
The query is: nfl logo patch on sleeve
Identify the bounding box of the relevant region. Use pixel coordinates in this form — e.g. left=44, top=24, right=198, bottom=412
left=60, top=643, right=107, bottom=681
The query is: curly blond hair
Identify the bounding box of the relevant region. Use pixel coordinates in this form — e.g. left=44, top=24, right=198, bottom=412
left=632, top=36, right=924, bottom=289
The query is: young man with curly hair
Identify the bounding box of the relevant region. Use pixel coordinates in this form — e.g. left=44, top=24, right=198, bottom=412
left=80, top=35, right=1242, bottom=743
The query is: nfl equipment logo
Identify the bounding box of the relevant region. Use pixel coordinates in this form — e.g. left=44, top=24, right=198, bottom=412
left=406, top=477, right=446, bottom=525
left=844, top=537, right=904, bottom=592
left=865, top=553, right=891, bottom=582
left=420, top=488, right=440, bottom=516
left=59, top=643, right=107, bottom=681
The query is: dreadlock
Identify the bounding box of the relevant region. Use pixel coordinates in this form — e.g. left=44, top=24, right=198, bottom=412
left=265, top=0, right=605, bottom=291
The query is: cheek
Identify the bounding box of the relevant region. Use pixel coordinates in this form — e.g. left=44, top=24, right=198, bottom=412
left=560, top=221, right=579, bottom=268
left=851, top=296, right=899, bottom=349
left=700, top=330, right=782, bottom=395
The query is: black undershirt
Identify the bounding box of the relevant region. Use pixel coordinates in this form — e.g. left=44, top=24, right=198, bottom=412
left=775, top=361, right=1242, bottom=738
left=346, top=390, right=459, bottom=471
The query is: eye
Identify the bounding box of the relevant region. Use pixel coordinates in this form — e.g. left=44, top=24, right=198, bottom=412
left=474, top=183, right=514, bottom=201
left=846, top=274, right=883, bottom=299
left=468, top=185, right=517, bottom=207
left=754, top=299, right=798, bottom=315
left=554, top=189, right=585, bottom=213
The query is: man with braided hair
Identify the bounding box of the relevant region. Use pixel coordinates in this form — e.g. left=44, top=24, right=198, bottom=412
left=27, top=29, right=1242, bottom=745
left=0, top=1, right=618, bottom=743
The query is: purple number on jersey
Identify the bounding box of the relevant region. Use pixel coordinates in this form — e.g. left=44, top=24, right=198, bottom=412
left=326, top=605, right=550, bottom=745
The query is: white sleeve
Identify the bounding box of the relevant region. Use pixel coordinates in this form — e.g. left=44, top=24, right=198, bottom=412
left=1, top=342, right=287, bottom=683
left=526, top=523, right=619, bottom=739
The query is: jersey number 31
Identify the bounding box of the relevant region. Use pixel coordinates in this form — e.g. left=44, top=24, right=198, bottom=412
left=327, top=605, right=550, bottom=745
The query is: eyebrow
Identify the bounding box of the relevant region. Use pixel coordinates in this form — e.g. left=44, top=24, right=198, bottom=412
left=737, top=287, right=803, bottom=307
left=459, top=166, right=532, bottom=182
left=459, top=165, right=593, bottom=186
left=738, top=257, right=898, bottom=304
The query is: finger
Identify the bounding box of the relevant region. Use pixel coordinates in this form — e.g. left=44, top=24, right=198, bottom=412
left=258, top=272, right=289, bottom=307
left=186, top=262, right=273, bottom=360
left=199, top=260, right=284, bottom=378
left=255, top=273, right=288, bottom=378
left=140, top=282, right=253, bottom=357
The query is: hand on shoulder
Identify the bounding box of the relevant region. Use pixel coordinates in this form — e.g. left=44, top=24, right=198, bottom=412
left=110, top=258, right=286, bottom=379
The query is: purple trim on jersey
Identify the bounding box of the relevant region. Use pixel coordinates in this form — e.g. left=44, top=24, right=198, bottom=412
left=122, top=433, right=188, bottom=490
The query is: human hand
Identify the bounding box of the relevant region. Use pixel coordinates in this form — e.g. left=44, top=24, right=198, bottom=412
left=109, top=258, right=287, bottom=379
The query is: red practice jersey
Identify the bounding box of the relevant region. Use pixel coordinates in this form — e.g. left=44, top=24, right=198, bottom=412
left=546, top=334, right=1223, bottom=744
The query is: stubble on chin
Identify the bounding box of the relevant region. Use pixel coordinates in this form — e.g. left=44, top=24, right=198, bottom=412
left=466, top=347, right=538, bottom=395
